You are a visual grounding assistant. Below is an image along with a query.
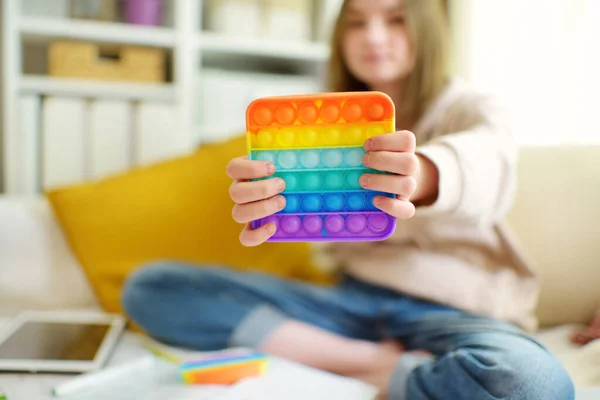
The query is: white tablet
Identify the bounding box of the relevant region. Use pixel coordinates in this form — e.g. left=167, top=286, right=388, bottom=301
left=0, top=311, right=125, bottom=373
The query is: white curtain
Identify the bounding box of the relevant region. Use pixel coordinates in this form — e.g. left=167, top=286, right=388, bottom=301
left=451, top=0, right=600, bottom=145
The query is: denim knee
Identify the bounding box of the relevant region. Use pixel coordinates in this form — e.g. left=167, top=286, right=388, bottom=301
left=406, top=333, right=575, bottom=400
left=122, top=260, right=173, bottom=324
left=452, top=347, right=573, bottom=400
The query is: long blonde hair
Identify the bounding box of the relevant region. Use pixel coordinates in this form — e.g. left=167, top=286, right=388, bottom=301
left=328, top=0, right=449, bottom=121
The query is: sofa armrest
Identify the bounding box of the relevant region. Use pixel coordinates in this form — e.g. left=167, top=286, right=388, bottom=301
left=0, top=196, right=98, bottom=316
left=506, top=145, right=600, bottom=328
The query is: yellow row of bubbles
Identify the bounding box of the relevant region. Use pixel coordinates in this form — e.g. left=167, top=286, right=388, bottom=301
left=249, top=121, right=394, bottom=150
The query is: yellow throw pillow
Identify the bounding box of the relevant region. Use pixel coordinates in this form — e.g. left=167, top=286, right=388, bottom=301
left=46, top=135, right=333, bottom=314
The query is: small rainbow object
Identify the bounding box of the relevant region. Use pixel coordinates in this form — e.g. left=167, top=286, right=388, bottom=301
left=180, top=351, right=268, bottom=385
left=246, top=92, right=397, bottom=242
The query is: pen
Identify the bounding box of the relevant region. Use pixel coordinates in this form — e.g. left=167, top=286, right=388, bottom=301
left=51, top=355, right=155, bottom=398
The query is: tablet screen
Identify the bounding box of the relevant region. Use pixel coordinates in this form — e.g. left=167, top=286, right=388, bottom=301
left=0, top=322, right=110, bottom=361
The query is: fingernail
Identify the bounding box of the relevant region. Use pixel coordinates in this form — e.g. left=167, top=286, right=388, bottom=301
left=275, top=196, right=286, bottom=209
left=266, top=223, right=276, bottom=235
left=362, top=154, right=370, bottom=166
left=276, top=178, right=286, bottom=192
left=373, top=197, right=383, bottom=207
left=364, top=139, right=372, bottom=151
left=360, top=175, right=369, bottom=187
left=266, top=163, right=275, bottom=175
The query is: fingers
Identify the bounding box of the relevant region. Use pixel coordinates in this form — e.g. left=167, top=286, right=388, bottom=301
left=226, top=156, right=275, bottom=181
left=363, top=151, right=419, bottom=175
left=373, top=196, right=416, bottom=219
left=364, top=130, right=416, bottom=153
left=232, top=195, right=286, bottom=224
left=239, top=223, right=277, bottom=247
left=360, top=174, right=417, bottom=200
left=230, top=178, right=286, bottom=204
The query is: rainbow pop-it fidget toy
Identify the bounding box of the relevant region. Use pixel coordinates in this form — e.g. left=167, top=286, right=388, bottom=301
left=246, top=92, right=397, bottom=242
left=180, top=351, right=268, bottom=385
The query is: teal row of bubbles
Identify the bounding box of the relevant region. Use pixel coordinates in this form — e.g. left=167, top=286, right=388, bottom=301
left=259, top=169, right=389, bottom=193
left=251, top=147, right=366, bottom=171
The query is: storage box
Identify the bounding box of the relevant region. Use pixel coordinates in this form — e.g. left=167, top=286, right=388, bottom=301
left=48, top=40, right=166, bottom=83
left=262, top=0, right=312, bottom=41
left=205, top=0, right=262, bottom=39
left=70, top=0, right=116, bottom=21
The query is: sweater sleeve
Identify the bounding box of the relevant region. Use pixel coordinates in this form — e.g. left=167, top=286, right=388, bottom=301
left=415, top=93, right=517, bottom=223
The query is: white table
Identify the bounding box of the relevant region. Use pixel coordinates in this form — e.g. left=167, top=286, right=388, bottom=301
left=0, top=318, right=378, bottom=400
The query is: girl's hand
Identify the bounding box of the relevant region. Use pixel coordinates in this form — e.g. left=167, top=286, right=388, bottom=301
left=226, top=156, right=286, bottom=246
left=360, top=131, right=439, bottom=219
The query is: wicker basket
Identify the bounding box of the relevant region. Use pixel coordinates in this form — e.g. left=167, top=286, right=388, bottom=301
left=48, top=40, right=166, bottom=83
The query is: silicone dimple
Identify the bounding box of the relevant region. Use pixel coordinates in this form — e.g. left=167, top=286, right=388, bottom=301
left=321, top=101, right=340, bottom=123
left=323, top=149, right=343, bottom=168
left=278, top=129, right=295, bottom=147
left=253, top=151, right=275, bottom=164
left=325, top=215, right=344, bottom=233
left=345, top=171, right=362, bottom=190
left=300, top=150, right=320, bottom=169
left=275, top=104, right=297, bottom=125
left=284, top=195, right=301, bottom=213
left=281, top=216, right=302, bottom=234
left=278, top=151, right=298, bottom=169
left=344, top=126, right=364, bottom=145
left=302, top=194, right=322, bottom=212
left=247, top=92, right=396, bottom=242
left=303, top=215, right=323, bottom=233
left=368, top=214, right=390, bottom=232
left=301, top=172, right=322, bottom=191
left=346, top=214, right=367, bottom=233
left=300, top=129, right=318, bottom=146
left=322, top=128, right=341, bottom=146
left=345, top=148, right=364, bottom=167
left=298, top=103, right=319, bottom=124
left=367, top=102, right=385, bottom=121
left=342, top=101, right=362, bottom=122
left=254, top=106, right=273, bottom=126
left=282, top=173, right=299, bottom=191
left=324, top=172, right=345, bottom=190
left=366, top=125, right=386, bottom=138
left=325, top=194, right=344, bottom=211
left=346, top=193, right=367, bottom=211
left=257, top=130, right=274, bottom=147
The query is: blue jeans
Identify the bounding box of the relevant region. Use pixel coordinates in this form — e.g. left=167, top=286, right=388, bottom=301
left=122, top=263, right=574, bottom=400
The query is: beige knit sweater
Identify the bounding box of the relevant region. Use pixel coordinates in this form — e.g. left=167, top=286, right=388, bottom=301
left=329, top=78, right=539, bottom=332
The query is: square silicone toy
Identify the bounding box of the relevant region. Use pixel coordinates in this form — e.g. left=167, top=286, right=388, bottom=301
left=246, top=92, right=396, bottom=242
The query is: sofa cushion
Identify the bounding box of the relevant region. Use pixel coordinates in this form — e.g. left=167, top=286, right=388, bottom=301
left=506, top=145, right=600, bottom=327
left=45, top=135, right=332, bottom=315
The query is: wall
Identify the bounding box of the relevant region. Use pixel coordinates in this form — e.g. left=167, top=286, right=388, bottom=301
left=450, top=0, right=600, bottom=146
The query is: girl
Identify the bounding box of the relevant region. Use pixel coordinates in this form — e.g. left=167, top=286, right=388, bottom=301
left=123, top=0, right=574, bottom=398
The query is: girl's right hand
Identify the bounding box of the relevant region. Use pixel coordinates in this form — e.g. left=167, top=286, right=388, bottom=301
left=226, top=156, right=287, bottom=246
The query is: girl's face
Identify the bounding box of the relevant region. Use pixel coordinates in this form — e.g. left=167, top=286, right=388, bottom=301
left=342, top=0, right=415, bottom=88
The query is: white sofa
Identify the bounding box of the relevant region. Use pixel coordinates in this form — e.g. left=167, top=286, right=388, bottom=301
left=1, top=145, right=600, bottom=397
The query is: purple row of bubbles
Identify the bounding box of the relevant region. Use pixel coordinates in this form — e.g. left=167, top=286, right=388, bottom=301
left=261, top=214, right=391, bottom=236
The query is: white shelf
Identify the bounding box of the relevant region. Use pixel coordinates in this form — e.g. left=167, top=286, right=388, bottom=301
left=20, top=17, right=176, bottom=47
left=198, top=32, right=330, bottom=62
left=20, top=76, right=175, bottom=102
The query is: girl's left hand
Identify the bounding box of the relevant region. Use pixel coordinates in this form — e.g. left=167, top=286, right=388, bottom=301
left=360, top=130, right=435, bottom=219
